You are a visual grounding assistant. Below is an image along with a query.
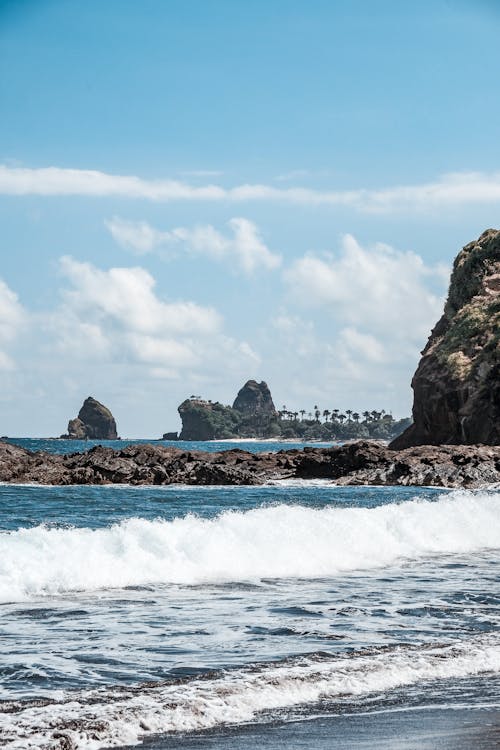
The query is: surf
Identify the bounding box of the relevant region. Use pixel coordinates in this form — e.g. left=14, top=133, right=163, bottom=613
left=0, top=490, right=498, bottom=601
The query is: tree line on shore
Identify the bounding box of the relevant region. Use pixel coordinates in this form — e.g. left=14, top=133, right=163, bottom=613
left=268, top=406, right=410, bottom=441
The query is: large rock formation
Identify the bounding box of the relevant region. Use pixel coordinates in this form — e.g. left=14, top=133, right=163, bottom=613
left=177, top=380, right=279, bottom=440
left=232, top=380, right=276, bottom=417
left=62, top=397, right=118, bottom=440
left=391, top=229, right=500, bottom=448
left=1, top=439, right=498, bottom=488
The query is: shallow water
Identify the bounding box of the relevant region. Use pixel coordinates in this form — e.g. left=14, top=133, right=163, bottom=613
left=0, top=444, right=499, bottom=748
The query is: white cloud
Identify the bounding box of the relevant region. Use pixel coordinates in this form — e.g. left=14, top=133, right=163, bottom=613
left=104, top=217, right=170, bottom=255
left=59, top=256, right=220, bottom=336
left=284, top=234, right=448, bottom=344
left=0, top=279, right=25, bottom=370
left=338, top=327, right=384, bottom=362
left=106, top=216, right=282, bottom=274
left=2, top=164, right=500, bottom=212
left=49, top=257, right=258, bottom=381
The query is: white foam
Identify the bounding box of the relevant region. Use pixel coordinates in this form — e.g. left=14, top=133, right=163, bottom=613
left=0, top=491, right=499, bottom=602
left=2, top=634, right=499, bottom=749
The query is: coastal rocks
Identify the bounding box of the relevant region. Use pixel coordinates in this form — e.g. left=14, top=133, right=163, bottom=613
left=391, top=229, right=500, bottom=448
left=1, top=439, right=498, bottom=489
left=62, top=397, right=119, bottom=440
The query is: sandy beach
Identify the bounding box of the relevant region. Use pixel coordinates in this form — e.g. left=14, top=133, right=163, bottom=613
left=126, top=707, right=500, bottom=750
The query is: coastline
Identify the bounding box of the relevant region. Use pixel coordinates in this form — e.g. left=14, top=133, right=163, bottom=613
left=121, top=706, right=500, bottom=750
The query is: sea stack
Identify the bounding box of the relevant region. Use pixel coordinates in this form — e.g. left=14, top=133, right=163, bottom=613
left=391, top=229, right=500, bottom=448
left=63, top=396, right=119, bottom=440
left=232, top=380, right=277, bottom=417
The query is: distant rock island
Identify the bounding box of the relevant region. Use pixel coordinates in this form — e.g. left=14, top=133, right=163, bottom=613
left=171, top=379, right=410, bottom=442
left=61, top=396, right=118, bottom=440
left=392, top=228, right=500, bottom=448
left=176, top=380, right=277, bottom=440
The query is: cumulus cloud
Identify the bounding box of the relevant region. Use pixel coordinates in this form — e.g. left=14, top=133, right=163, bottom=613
left=338, top=327, right=385, bottom=362
left=59, top=256, right=219, bottom=336
left=284, top=234, right=448, bottom=344
left=106, top=216, right=282, bottom=274
left=2, top=164, right=500, bottom=212
left=50, top=257, right=258, bottom=380
left=104, top=217, right=169, bottom=255
left=0, top=279, right=25, bottom=369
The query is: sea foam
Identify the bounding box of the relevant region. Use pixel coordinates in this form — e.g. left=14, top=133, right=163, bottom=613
left=0, top=490, right=499, bottom=601
left=2, top=634, right=499, bottom=749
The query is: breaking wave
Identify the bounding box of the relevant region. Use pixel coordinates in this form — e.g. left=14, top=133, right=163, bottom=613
left=2, top=634, right=499, bottom=749
left=0, top=491, right=499, bottom=601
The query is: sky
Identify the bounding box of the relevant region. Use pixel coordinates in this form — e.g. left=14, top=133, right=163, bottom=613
left=1, top=0, right=500, bottom=437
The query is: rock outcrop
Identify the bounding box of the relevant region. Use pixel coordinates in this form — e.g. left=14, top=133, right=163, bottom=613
left=1, top=440, right=498, bottom=488
left=232, top=380, right=276, bottom=417
left=178, top=399, right=240, bottom=440
left=391, top=229, right=500, bottom=449
left=62, top=397, right=118, bottom=440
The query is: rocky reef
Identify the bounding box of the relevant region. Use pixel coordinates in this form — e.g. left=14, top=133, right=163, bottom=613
left=0, top=440, right=498, bottom=488
left=61, top=397, right=118, bottom=440
left=391, top=229, right=500, bottom=449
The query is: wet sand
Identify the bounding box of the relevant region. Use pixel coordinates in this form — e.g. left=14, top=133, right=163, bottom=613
left=121, top=706, right=500, bottom=750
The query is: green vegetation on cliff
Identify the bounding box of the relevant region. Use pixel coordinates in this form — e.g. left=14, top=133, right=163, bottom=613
left=392, top=228, right=500, bottom=448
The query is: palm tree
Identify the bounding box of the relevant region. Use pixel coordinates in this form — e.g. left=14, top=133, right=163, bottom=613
left=346, top=409, right=353, bottom=422
left=332, top=409, right=339, bottom=423
left=338, top=413, right=346, bottom=424
left=314, top=407, right=320, bottom=422
left=362, top=410, right=371, bottom=423
left=352, top=412, right=360, bottom=423
left=323, top=409, right=331, bottom=423
left=299, top=409, right=306, bottom=421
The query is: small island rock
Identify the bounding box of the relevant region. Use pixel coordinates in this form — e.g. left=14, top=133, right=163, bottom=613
left=62, top=396, right=118, bottom=440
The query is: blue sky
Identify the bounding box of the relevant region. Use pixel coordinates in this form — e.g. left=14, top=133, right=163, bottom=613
left=0, top=0, right=499, bottom=436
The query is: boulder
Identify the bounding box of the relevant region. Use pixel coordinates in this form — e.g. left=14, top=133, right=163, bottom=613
left=391, top=229, right=500, bottom=448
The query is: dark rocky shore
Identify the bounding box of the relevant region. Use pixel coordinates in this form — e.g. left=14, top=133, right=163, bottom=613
left=1, top=440, right=498, bottom=488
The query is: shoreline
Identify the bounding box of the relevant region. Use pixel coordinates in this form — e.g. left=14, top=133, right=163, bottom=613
left=121, top=706, right=500, bottom=750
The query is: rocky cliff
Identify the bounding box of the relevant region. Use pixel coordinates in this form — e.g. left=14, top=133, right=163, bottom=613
left=178, top=399, right=240, bottom=440
left=62, top=396, right=119, bottom=440
left=391, top=229, right=500, bottom=448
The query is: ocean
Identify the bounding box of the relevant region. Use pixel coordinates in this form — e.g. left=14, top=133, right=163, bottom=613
left=1, top=439, right=499, bottom=749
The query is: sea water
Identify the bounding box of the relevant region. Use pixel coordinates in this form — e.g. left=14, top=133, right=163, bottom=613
left=0, top=440, right=499, bottom=748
